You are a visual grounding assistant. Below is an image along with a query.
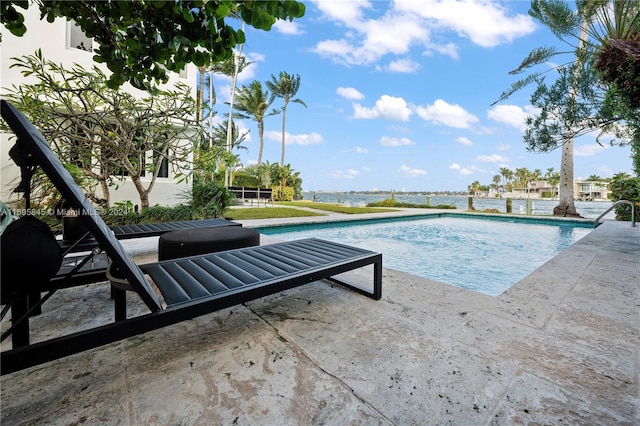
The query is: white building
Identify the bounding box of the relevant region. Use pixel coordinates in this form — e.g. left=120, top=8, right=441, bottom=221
left=1, top=6, right=197, bottom=207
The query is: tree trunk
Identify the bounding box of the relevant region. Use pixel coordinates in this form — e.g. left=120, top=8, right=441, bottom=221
left=280, top=106, right=287, bottom=166
left=197, top=67, right=205, bottom=124
left=99, top=179, right=110, bottom=208
left=553, top=137, right=579, bottom=216
left=257, top=120, right=264, bottom=165
left=130, top=175, right=152, bottom=211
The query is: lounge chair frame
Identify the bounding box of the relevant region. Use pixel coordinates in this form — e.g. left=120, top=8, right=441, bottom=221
left=0, top=100, right=382, bottom=375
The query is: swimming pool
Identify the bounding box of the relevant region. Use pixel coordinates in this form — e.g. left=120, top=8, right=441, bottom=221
left=258, top=215, right=592, bottom=296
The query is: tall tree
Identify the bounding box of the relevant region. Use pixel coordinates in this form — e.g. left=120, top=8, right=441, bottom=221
left=1, top=1, right=305, bottom=91
left=495, top=1, right=640, bottom=216
left=266, top=72, right=307, bottom=166
left=468, top=181, right=481, bottom=196
left=492, top=174, right=502, bottom=191
left=234, top=80, right=278, bottom=165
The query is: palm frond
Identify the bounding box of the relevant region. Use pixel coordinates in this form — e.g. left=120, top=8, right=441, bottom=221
left=491, top=73, right=543, bottom=105
left=509, top=46, right=558, bottom=74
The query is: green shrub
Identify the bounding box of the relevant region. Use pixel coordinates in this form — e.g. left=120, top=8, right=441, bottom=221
left=276, top=186, right=295, bottom=201
left=366, top=198, right=456, bottom=209
left=232, top=174, right=261, bottom=188
left=609, top=174, right=640, bottom=221
left=189, top=181, right=235, bottom=218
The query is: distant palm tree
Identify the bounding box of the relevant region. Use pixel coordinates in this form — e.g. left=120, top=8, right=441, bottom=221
left=492, top=174, right=501, bottom=191
left=266, top=71, right=307, bottom=166
left=499, top=167, right=514, bottom=190
left=234, top=80, right=278, bottom=165
left=468, top=181, right=481, bottom=196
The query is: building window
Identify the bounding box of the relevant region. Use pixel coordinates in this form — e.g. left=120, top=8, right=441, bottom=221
left=153, top=148, right=169, bottom=178
left=67, top=22, right=93, bottom=52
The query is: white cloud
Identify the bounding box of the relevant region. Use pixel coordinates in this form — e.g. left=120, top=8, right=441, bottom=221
left=312, top=0, right=371, bottom=24
left=575, top=144, right=608, bottom=157
left=311, top=0, right=535, bottom=67
left=394, top=0, right=536, bottom=47
left=336, top=86, right=365, bottom=100
left=264, top=131, right=324, bottom=145
left=380, top=136, right=415, bottom=146
left=384, top=58, right=421, bottom=73
left=353, top=95, right=412, bottom=121
left=487, top=104, right=531, bottom=131
left=416, top=99, right=478, bottom=128
left=449, top=163, right=475, bottom=175
left=328, top=169, right=361, bottom=179
left=398, top=164, right=426, bottom=177
left=312, top=2, right=428, bottom=65
left=455, top=136, right=473, bottom=147
left=424, top=41, right=459, bottom=60
left=273, top=20, right=304, bottom=35
left=476, top=154, right=509, bottom=163
left=355, top=146, right=368, bottom=153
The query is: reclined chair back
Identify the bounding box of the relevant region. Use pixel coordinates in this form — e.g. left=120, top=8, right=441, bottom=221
left=1, top=100, right=163, bottom=312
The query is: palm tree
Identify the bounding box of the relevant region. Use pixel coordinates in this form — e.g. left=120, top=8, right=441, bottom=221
left=494, top=1, right=640, bottom=216
left=499, top=167, right=510, bottom=188
left=266, top=71, right=307, bottom=166
left=514, top=167, right=531, bottom=189
left=468, top=181, right=481, bottom=196
left=196, top=119, right=248, bottom=182
left=234, top=80, right=278, bottom=165
left=492, top=174, right=502, bottom=192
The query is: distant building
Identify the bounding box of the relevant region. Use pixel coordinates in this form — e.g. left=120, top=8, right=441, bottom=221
left=506, top=179, right=609, bottom=201
left=574, top=179, right=610, bottom=201
left=0, top=7, right=197, bottom=207
left=509, top=180, right=554, bottom=199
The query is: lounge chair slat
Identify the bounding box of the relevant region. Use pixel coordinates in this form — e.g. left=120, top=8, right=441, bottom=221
left=255, top=246, right=324, bottom=269
left=233, top=251, right=303, bottom=273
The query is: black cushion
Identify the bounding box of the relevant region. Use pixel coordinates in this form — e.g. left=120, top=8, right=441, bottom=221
left=158, top=227, right=260, bottom=261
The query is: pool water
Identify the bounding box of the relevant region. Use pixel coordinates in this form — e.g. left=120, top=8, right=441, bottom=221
left=259, top=216, right=592, bottom=296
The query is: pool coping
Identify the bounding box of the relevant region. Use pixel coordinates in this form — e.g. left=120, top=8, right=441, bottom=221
left=239, top=207, right=598, bottom=230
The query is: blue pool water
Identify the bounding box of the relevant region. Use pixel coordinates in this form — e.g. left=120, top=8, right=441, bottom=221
left=259, top=216, right=592, bottom=296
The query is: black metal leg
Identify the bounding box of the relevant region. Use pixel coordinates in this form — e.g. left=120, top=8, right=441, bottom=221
left=113, top=285, right=127, bottom=321
left=11, top=294, right=30, bottom=347
left=27, top=291, right=42, bottom=316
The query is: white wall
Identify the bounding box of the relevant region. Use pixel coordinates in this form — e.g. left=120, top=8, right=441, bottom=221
left=1, top=5, right=197, bottom=207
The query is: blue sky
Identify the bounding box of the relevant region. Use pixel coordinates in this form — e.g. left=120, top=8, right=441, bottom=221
left=208, top=0, right=633, bottom=192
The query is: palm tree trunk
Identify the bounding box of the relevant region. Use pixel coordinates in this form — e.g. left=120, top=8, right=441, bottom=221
left=257, top=120, right=264, bottom=165
left=280, top=106, right=287, bottom=166
left=554, top=135, right=578, bottom=216
left=197, top=67, right=205, bottom=124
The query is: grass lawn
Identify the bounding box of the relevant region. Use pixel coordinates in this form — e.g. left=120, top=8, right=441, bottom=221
left=276, top=201, right=398, bottom=214
left=225, top=207, right=326, bottom=220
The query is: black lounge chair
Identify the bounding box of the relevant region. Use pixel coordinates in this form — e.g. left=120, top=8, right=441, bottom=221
left=53, top=218, right=242, bottom=289
left=0, top=100, right=382, bottom=375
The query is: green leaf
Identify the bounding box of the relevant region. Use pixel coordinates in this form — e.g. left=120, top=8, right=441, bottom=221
left=509, top=46, right=558, bottom=75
